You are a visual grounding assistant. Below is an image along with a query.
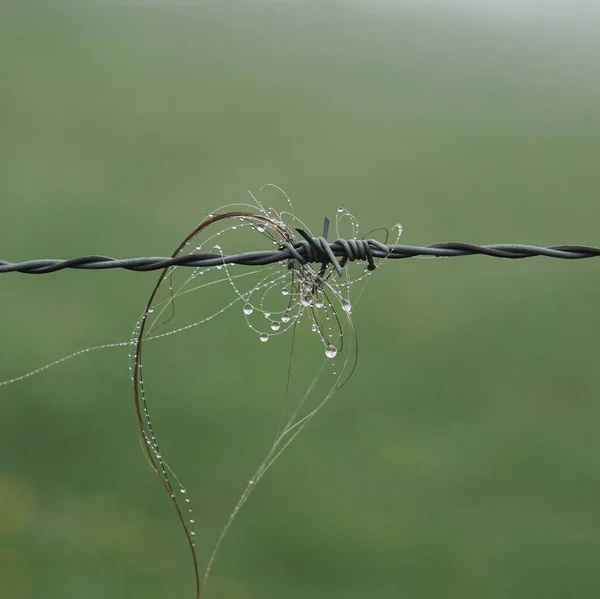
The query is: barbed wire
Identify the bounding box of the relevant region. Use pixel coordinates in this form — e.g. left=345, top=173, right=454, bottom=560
left=2, top=238, right=599, bottom=275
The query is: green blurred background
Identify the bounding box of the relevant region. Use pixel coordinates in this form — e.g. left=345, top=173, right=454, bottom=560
left=2, top=1, right=600, bottom=597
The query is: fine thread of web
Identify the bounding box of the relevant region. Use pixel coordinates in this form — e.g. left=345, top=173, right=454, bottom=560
left=0, top=270, right=264, bottom=389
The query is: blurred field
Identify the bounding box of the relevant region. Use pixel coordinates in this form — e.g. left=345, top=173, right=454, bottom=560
left=1, top=1, right=600, bottom=598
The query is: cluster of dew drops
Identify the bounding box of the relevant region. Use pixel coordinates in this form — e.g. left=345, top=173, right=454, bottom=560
left=230, top=207, right=374, bottom=361
left=243, top=292, right=352, bottom=359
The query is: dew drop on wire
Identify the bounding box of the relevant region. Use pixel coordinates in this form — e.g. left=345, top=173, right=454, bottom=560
left=243, top=304, right=253, bottom=315
left=264, top=311, right=271, bottom=318
left=342, top=300, right=352, bottom=313
left=180, top=488, right=187, bottom=494
left=325, top=345, right=338, bottom=359
left=315, top=299, right=324, bottom=308
left=259, top=333, right=269, bottom=342
left=256, top=226, right=266, bottom=233
left=281, top=288, right=289, bottom=296
left=301, top=296, right=312, bottom=307
left=270, top=321, right=280, bottom=331
left=281, top=313, right=290, bottom=323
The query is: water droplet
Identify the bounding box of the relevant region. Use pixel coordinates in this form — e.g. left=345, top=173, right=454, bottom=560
left=325, top=345, right=338, bottom=358
left=337, top=208, right=344, bottom=213
left=190, top=519, right=195, bottom=524
left=311, top=323, right=318, bottom=332
left=148, top=308, right=154, bottom=313
left=243, top=304, right=254, bottom=315
left=180, top=488, right=187, bottom=494
left=281, top=313, right=290, bottom=323
left=342, top=300, right=352, bottom=313
left=301, top=296, right=312, bottom=307
left=270, top=321, right=280, bottom=331
left=264, top=311, right=272, bottom=318
left=216, top=264, right=223, bottom=270
left=256, top=226, right=266, bottom=233
left=259, top=333, right=269, bottom=342
left=249, top=480, right=255, bottom=485
left=281, top=288, right=290, bottom=296
left=190, top=531, right=196, bottom=536
left=315, top=299, right=325, bottom=308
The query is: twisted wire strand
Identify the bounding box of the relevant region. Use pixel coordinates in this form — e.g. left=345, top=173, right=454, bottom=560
left=1, top=240, right=599, bottom=274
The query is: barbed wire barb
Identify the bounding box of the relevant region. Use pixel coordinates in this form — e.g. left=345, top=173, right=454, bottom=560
left=1, top=240, right=600, bottom=274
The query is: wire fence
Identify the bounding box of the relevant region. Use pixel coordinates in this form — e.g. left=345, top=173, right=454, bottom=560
left=2, top=239, right=600, bottom=275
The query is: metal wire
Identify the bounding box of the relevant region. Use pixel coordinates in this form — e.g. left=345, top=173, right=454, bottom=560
left=2, top=239, right=599, bottom=274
